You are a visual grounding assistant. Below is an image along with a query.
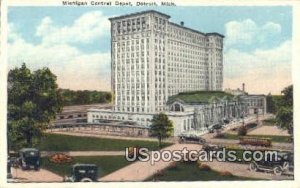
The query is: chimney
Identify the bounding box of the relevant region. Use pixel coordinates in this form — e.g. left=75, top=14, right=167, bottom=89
left=242, top=83, right=245, bottom=92
left=180, top=21, right=184, bottom=26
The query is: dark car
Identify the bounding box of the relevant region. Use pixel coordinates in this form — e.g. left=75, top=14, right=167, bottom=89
left=223, top=118, right=230, bottom=124
left=18, top=148, right=41, bottom=170
left=179, top=134, right=206, bottom=144
left=249, top=152, right=293, bottom=175
left=202, top=144, right=223, bottom=158
left=208, top=124, right=223, bottom=133
left=64, top=164, right=98, bottom=182
left=7, top=158, right=12, bottom=179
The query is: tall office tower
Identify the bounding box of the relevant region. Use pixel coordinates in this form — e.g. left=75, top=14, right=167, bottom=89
left=109, top=10, right=223, bottom=114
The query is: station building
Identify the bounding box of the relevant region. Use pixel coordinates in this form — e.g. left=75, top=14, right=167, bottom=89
left=87, top=10, right=266, bottom=136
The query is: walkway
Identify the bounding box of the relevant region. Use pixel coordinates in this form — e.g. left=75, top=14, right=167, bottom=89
left=11, top=168, right=63, bottom=183
left=100, top=144, right=202, bottom=181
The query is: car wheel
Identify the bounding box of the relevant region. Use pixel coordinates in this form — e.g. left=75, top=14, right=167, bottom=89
left=80, top=178, right=93, bottom=182
left=249, top=162, right=257, bottom=172
left=273, top=166, right=283, bottom=176
left=282, top=162, right=289, bottom=171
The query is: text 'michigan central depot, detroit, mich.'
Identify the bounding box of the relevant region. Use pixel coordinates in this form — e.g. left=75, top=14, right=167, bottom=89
left=62, top=1, right=176, bottom=6
left=63, top=10, right=267, bottom=137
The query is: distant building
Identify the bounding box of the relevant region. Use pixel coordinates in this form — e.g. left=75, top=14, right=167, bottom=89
left=224, top=83, right=247, bottom=96
left=240, top=95, right=266, bottom=115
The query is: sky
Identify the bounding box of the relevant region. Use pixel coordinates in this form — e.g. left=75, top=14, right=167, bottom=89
left=8, top=6, right=292, bottom=94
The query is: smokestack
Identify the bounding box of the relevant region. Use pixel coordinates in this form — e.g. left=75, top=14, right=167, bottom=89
left=242, top=83, right=245, bottom=92
left=180, top=21, right=184, bottom=26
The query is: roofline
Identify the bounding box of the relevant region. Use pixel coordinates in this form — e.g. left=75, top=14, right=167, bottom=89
left=108, top=10, right=225, bottom=38
left=169, top=22, right=206, bottom=36
left=109, top=10, right=171, bottom=21
left=170, top=23, right=224, bottom=38
left=206, top=32, right=225, bottom=38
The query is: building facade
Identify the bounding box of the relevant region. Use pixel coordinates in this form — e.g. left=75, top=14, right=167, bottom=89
left=240, top=95, right=267, bottom=115
left=109, top=10, right=224, bottom=114
left=87, top=10, right=266, bottom=137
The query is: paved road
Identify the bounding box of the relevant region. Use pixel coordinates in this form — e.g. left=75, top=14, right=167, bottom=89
left=100, top=144, right=202, bottom=181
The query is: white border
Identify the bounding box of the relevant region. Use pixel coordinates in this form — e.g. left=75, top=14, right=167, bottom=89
left=1, top=0, right=299, bottom=188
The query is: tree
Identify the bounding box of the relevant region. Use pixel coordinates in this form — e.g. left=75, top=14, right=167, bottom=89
left=266, top=93, right=276, bottom=113
left=7, top=63, right=62, bottom=149
left=276, top=85, right=293, bottom=135
left=150, top=113, right=174, bottom=148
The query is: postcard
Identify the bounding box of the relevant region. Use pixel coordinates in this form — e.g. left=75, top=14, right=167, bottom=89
left=0, top=0, right=299, bottom=188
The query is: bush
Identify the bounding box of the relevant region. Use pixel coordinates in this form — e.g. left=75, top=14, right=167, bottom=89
left=238, top=126, right=247, bottom=136
left=246, top=123, right=257, bottom=129
left=199, top=164, right=211, bottom=171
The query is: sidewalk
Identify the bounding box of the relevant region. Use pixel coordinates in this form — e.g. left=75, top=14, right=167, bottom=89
left=100, top=144, right=202, bottom=181
left=11, top=167, right=63, bottom=182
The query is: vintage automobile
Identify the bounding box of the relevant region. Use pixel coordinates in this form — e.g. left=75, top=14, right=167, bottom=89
left=223, top=118, right=230, bottom=124
left=249, top=152, right=293, bottom=175
left=178, top=134, right=206, bottom=144
left=18, top=148, right=41, bottom=170
left=202, top=144, right=223, bottom=158
left=208, top=124, right=224, bottom=133
left=64, top=164, right=98, bottom=182
left=7, top=158, right=12, bottom=179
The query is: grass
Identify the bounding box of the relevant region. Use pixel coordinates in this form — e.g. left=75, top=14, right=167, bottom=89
left=146, top=162, right=255, bottom=181
left=41, top=156, right=131, bottom=178
left=36, top=133, right=171, bottom=151
left=222, top=133, right=292, bottom=143
left=262, top=118, right=277, bottom=126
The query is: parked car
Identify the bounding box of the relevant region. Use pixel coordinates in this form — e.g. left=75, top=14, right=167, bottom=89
left=64, top=164, right=98, bottom=182
left=223, top=118, right=230, bottom=124
left=249, top=152, right=292, bottom=175
left=202, top=144, right=223, bottom=158
left=7, top=158, right=12, bottom=179
left=18, top=148, right=41, bottom=170
left=208, top=124, right=223, bottom=133
left=179, top=134, right=206, bottom=144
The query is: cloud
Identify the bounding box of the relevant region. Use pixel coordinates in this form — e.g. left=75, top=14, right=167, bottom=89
left=36, top=11, right=110, bottom=45
left=8, top=11, right=111, bottom=91
left=224, top=40, right=292, bottom=94
left=225, top=19, right=282, bottom=48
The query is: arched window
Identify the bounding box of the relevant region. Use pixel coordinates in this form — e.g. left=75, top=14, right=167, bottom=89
left=174, top=104, right=181, bottom=111
left=172, top=103, right=184, bottom=112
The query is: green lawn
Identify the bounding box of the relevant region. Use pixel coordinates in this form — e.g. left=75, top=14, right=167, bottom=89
left=36, top=133, right=171, bottom=151
left=222, top=133, right=292, bottom=143
left=41, top=156, right=131, bottom=178
left=146, top=162, right=255, bottom=181
left=262, top=118, right=277, bottom=126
